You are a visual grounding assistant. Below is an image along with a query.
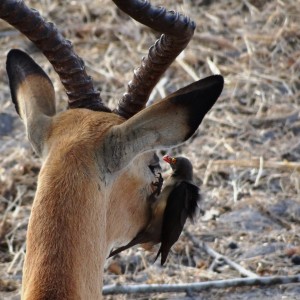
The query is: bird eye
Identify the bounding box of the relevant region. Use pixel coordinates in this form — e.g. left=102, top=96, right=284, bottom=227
left=172, top=158, right=177, bottom=164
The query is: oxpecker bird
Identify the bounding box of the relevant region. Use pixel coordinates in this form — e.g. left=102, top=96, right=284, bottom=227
left=108, top=155, right=200, bottom=266
left=154, top=155, right=200, bottom=265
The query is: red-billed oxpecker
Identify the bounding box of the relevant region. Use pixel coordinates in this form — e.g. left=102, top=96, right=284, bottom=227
left=108, top=155, right=200, bottom=265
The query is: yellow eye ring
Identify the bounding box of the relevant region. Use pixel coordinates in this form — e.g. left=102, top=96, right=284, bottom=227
left=171, top=158, right=177, bottom=164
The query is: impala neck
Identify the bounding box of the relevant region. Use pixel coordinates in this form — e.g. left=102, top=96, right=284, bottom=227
left=22, top=160, right=106, bottom=299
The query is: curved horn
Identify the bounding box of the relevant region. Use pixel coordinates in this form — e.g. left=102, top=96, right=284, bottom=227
left=113, top=0, right=195, bottom=119
left=0, top=0, right=111, bottom=112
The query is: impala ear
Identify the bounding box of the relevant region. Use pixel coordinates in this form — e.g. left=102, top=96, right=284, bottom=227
left=6, top=49, right=56, bottom=156
left=101, top=75, right=224, bottom=172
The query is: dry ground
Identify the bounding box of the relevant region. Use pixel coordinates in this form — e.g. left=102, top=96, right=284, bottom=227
left=0, top=0, right=300, bottom=299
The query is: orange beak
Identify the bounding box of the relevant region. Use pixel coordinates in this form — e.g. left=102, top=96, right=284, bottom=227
left=163, top=155, right=173, bottom=164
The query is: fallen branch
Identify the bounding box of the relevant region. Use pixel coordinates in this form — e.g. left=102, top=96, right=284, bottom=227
left=102, top=275, right=300, bottom=295
left=185, top=231, right=258, bottom=278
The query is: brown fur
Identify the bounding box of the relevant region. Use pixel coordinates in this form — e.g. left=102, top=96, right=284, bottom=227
left=6, top=50, right=223, bottom=300
left=21, top=109, right=154, bottom=299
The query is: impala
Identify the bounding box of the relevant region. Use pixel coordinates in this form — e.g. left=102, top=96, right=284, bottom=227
left=0, top=0, right=224, bottom=299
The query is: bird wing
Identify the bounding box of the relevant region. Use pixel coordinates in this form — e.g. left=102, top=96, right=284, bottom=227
left=155, top=181, right=200, bottom=265
left=182, top=180, right=201, bottom=222
left=108, top=231, right=152, bottom=258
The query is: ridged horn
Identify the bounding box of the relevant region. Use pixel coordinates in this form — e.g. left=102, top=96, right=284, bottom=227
left=113, top=0, right=195, bottom=119
left=0, top=0, right=111, bottom=112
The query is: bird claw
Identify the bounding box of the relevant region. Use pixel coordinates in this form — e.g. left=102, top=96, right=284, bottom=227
left=148, top=173, right=163, bottom=203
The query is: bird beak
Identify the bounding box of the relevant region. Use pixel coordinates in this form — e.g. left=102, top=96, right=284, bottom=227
left=163, top=155, right=173, bottom=164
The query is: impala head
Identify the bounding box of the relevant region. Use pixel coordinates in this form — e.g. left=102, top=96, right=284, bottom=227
left=1, top=0, right=223, bottom=299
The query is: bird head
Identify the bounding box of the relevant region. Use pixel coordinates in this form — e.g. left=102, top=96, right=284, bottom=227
left=163, top=155, right=193, bottom=180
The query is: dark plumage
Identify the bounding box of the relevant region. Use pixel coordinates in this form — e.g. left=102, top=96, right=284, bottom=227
left=154, top=155, right=200, bottom=265
left=108, top=155, right=200, bottom=265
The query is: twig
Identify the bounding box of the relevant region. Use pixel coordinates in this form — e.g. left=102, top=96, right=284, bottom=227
left=0, top=30, right=20, bottom=37
left=249, top=111, right=300, bottom=128
left=206, top=57, right=221, bottom=75
left=254, top=156, right=264, bottom=187
left=185, top=232, right=258, bottom=278
left=102, top=275, right=300, bottom=295
left=209, top=159, right=300, bottom=172
left=205, top=243, right=258, bottom=278
left=176, top=57, right=200, bottom=81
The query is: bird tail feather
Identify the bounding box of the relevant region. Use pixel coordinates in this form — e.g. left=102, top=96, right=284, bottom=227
left=154, top=244, right=168, bottom=266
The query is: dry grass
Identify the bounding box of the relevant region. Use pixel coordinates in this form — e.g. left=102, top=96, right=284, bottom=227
left=0, top=0, right=300, bottom=299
